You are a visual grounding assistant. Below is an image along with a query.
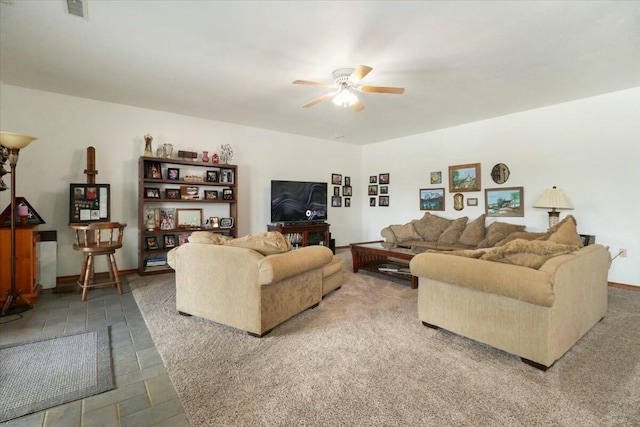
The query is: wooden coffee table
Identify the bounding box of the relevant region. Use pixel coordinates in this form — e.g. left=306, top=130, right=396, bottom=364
left=350, top=241, right=426, bottom=289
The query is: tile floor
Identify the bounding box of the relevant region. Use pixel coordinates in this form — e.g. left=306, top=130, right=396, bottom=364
left=0, top=276, right=191, bottom=427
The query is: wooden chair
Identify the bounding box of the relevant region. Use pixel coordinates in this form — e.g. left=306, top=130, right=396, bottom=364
left=69, top=222, right=127, bottom=301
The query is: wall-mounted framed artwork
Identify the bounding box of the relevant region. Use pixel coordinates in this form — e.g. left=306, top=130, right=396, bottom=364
left=331, top=174, right=342, bottom=185
left=379, top=173, right=390, bottom=184
left=484, top=187, right=524, bottom=217
left=467, top=197, right=479, bottom=206
left=419, top=188, right=445, bottom=211
left=449, top=163, right=481, bottom=192
left=379, top=195, right=389, bottom=206
left=430, top=171, right=442, bottom=184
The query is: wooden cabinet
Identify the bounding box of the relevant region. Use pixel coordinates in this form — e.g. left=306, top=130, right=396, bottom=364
left=138, top=156, right=238, bottom=275
left=267, top=223, right=330, bottom=249
left=0, top=226, right=41, bottom=304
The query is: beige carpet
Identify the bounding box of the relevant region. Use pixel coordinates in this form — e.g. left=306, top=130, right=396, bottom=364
left=131, top=252, right=640, bottom=426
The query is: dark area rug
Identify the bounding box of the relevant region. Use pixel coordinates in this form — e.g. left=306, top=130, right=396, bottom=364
left=0, top=327, right=113, bottom=423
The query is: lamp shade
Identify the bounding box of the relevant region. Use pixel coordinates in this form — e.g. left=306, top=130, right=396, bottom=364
left=533, top=186, right=573, bottom=210
left=0, top=132, right=37, bottom=149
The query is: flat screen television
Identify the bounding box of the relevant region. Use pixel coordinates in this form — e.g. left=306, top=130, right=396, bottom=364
left=270, top=180, right=327, bottom=223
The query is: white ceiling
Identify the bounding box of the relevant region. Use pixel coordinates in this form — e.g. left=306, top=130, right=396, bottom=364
left=1, top=1, right=639, bottom=145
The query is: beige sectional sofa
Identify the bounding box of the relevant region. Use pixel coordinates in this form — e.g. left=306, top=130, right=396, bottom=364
left=409, top=216, right=611, bottom=369
left=381, top=212, right=545, bottom=251
left=167, top=232, right=336, bottom=337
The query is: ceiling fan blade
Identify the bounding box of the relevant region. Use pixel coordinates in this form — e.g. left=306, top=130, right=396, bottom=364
left=293, top=80, right=335, bottom=88
left=349, top=65, right=373, bottom=84
left=351, top=98, right=365, bottom=112
left=359, top=85, right=405, bottom=94
left=302, top=92, right=337, bottom=108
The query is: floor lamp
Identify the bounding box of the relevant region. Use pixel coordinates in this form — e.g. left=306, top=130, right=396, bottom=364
left=0, top=131, right=37, bottom=317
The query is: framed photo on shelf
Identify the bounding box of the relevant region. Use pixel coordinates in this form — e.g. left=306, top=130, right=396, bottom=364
left=176, top=208, right=203, bottom=228
left=208, top=216, right=219, bottom=228
left=69, top=183, right=110, bottom=223
left=206, top=170, right=218, bottom=182
left=167, top=168, right=180, bottom=180
left=219, top=217, right=234, bottom=228
left=204, top=190, right=219, bottom=200
left=484, top=187, right=524, bottom=217
left=146, top=236, right=159, bottom=250
left=144, top=187, right=160, bottom=199
left=449, top=163, right=481, bottom=192
left=331, top=173, right=342, bottom=185
left=163, top=234, right=176, bottom=248
left=178, top=234, right=190, bottom=245
left=379, top=173, right=390, bottom=184
left=144, top=161, right=162, bottom=179
left=220, top=169, right=234, bottom=183
left=159, top=208, right=175, bottom=230
left=379, top=195, right=389, bottom=206
left=222, top=188, right=234, bottom=200
left=420, top=188, right=445, bottom=211
left=165, top=188, right=180, bottom=199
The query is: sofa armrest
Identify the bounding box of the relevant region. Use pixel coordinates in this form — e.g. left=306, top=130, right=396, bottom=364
left=381, top=226, right=396, bottom=244
left=257, top=245, right=333, bottom=285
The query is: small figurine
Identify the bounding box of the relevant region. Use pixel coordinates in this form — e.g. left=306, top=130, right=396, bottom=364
left=202, top=151, right=209, bottom=162
left=144, top=134, right=153, bottom=156
left=212, top=153, right=219, bottom=164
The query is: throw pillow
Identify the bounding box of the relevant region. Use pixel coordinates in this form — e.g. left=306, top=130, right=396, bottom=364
left=389, top=223, right=421, bottom=242
left=457, top=214, right=486, bottom=247
left=188, top=231, right=231, bottom=245
left=494, top=231, right=546, bottom=247
left=536, top=215, right=583, bottom=247
left=477, top=221, right=526, bottom=248
left=413, top=212, right=453, bottom=242
left=437, top=217, right=468, bottom=244
left=224, top=231, right=292, bottom=255
left=480, top=239, right=579, bottom=269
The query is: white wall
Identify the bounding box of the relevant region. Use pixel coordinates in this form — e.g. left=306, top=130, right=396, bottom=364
left=361, top=88, right=640, bottom=287
left=2, top=83, right=638, bottom=286
left=0, top=83, right=362, bottom=277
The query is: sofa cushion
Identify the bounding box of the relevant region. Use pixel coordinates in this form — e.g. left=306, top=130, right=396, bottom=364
left=389, top=223, right=421, bottom=242
left=413, top=213, right=453, bottom=242
left=480, top=239, right=579, bottom=269
left=457, top=214, right=486, bottom=247
left=188, top=231, right=232, bottom=245
left=537, top=215, right=583, bottom=247
left=437, top=217, right=468, bottom=244
left=224, top=231, right=291, bottom=256
left=477, top=221, right=526, bottom=248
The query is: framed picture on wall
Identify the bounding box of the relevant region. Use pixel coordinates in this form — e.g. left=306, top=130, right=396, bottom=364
left=484, top=187, right=524, bottom=217
left=449, top=163, right=481, bottom=192
left=419, top=188, right=445, bottom=211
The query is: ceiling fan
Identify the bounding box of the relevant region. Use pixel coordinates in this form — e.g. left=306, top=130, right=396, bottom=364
left=293, top=65, right=404, bottom=112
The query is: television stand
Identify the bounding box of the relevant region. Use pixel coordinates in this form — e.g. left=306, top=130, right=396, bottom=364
left=267, top=222, right=330, bottom=249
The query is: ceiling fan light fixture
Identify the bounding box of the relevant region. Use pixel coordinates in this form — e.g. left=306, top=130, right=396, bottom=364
left=332, top=88, right=358, bottom=107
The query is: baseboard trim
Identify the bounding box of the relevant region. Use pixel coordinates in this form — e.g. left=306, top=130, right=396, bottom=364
left=608, top=281, right=639, bottom=291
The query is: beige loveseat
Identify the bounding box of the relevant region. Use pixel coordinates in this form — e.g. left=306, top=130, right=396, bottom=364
left=167, top=232, right=335, bottom=337
left=409, top=216, right=611, bottom=370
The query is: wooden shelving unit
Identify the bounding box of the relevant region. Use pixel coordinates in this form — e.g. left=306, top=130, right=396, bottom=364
left=267, top=222, right=330, bottom=249
left=138, top=156, right=238, bottom=275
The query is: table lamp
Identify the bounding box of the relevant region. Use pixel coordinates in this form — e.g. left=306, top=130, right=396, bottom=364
left=533, top=186, right=573, bottom=228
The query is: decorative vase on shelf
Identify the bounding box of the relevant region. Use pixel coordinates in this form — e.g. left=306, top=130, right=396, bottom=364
left=202, top=151, right=209, bottom=162
left=220, top=144, right=233, bottom=164
left=212, top=153, right=219, bottom=164
left=144, top=134, right=153, bottom=157
left=162, top=144, right=173, bottom=158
